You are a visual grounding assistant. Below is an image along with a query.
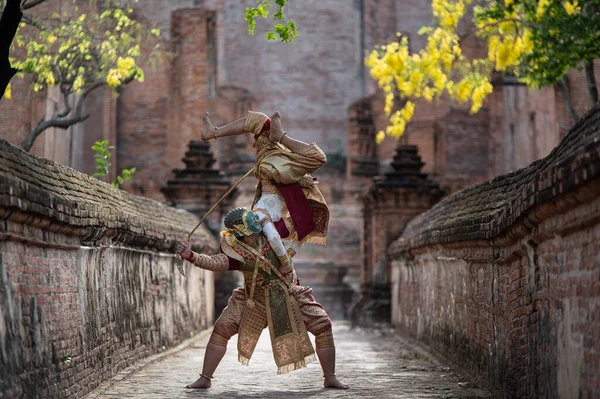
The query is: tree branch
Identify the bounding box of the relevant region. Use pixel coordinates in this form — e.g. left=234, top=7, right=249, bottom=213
left=19, top=13, right=45, bottom=30
left=22, top=0, right=48, bottom=10
left=0, top=0, right=23, bottom=100
left=584, top=60, right=599, bottom=107
left=21, top=79, right=106, bottom=151
left=481, top=18, right=540, bottom=31
left=557, top=77, right=580, bottom=124
left=56, top=83, right=72, bottom=119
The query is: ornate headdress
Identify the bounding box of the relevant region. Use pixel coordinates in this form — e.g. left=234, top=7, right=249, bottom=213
left=223, top=207, right=262, bottom=238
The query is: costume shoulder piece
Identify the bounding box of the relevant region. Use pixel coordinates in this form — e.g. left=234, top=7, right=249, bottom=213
left=219, top=231, right=272, bottom=264
left=220, top=232, right=246, bottom=264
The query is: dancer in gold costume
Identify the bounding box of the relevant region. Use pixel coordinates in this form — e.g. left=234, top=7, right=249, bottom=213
left=201, top=111, right=330, bottom=267
left=177, top=207, right=348, bottom=390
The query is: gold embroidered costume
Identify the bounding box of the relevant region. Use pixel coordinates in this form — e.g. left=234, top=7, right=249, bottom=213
left=244, top=111, right=330, bottom=246
left=194, top=231, right=332, bottom=375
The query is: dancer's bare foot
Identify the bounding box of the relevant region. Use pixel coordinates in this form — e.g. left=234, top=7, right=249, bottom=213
left=201, top=113, right=217, bottom=141
left=324, top=375, right=349, bottom=389
left=269, top=111, right=284, bottom=142
left=185, top=375, right=211, bottom=389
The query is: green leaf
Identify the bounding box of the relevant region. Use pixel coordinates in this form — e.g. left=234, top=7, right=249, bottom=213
left=257, top=4, right=270, bottom=18
left=267, top=31, right=277, bottom=41
left=117, top=176, right=124, bottom=184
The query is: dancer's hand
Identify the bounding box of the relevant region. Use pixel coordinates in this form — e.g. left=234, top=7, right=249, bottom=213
left=178, top=240, right=192, bottom=259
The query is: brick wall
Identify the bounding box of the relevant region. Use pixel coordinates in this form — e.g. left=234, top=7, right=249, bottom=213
left=0, top=140, right=217, bottom=398
left=2, top=2, right=597, bottom=198
left=200, top=0, right=365, bottom=151
left=388, top=104, right=600, bottom=398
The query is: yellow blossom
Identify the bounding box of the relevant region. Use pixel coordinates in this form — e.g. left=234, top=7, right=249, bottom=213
left=536, top=0, right=550, bottom=18
left=564, top=1, right=580, bottom=14
left=384, top=92, right=394, bottom=114
left=45, top=71, right=55, bottom=86
left=470, top=81, right=493, bottom=113
left=423, top=87, right=434, bottom=101
left=376, top=131, right=385, bottom=144
left=107, top=68, right=121, bottom=87
left=4, top=83, right=11, bottom=99
left=523, top=30, right=534, bottom=53
left=117, top=56, right=135, bottom=78
left=73, top=75, right=85, bottom=93
left=455, top=78, right=473, bottom=102
left=403, top=101, right=415, bottom=120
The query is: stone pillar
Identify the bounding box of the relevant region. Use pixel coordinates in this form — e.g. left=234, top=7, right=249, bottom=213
left=347, top=98, right=379, bottom=182
left=162, top=141, right=236, bottom=233
left=351, top=144, right=446, bottom=326
left=168, top=8, right=217, bottom=179
left=162, top=140, right=239, bottom=316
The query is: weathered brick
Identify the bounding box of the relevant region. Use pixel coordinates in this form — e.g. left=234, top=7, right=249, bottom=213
left=0, top=140, right=217, bottom=398
left=389, top=105, right=600, bottom=398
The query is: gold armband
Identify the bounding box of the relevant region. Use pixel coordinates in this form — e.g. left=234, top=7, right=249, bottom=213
left=192, top=253, right=230, bottom=272
left=278, top=253, right=291, bottom=266
left=286, top=247, right=296, bottom=258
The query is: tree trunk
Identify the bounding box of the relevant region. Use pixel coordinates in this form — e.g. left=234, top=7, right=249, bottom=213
left=21, top=128, right=37, bottom=152
left=584, top=60, right=599, bottom=107
left=557, top=78, right=580, bottom=123
left=21, top=113, right=89, bottom=151
left=21, top=80, right=104, bottom=151
left=0, top=0, right=23, bottom=100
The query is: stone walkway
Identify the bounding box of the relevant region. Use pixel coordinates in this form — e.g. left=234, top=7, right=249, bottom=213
left=87, top=323, right=491, bottom=399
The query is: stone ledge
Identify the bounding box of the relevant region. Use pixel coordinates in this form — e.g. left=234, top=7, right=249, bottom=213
left=0, top=139, right=217, bottom=252
left=390, top=103, right=600, bottom=254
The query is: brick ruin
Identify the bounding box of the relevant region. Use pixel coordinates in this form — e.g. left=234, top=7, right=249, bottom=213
left=388, top=103, right=600, bottom=398
left=0, top=139, right=217, bottom=397
left=1, top=2, right=599, bottom=394
left=351, top=144, right=446, bottom=325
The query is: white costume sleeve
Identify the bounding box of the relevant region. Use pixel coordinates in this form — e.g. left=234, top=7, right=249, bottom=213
left=262, top=220, right=286, bottom=256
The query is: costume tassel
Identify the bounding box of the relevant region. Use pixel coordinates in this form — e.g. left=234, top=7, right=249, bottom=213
left=238, top=354, right=251, bottom=366
left=276, top=353, right=317, bottom=375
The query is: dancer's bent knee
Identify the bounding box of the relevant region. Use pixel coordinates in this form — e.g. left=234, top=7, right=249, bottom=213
left=315, top=328, right=335, bottom=350
left=208, top=330, right=230, bottom=347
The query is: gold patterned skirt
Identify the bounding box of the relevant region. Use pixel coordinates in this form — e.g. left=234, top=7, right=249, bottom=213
left=212, top=271, right=332, bottom=374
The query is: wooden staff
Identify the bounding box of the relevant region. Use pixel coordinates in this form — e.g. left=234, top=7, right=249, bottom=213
left=175, top=166, right=256, bottom=277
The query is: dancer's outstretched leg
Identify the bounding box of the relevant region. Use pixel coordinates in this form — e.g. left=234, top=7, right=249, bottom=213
left=201, top=112, right=247, bottom=141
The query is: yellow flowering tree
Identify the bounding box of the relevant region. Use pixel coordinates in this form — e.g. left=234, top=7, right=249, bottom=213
left=367, top=0, right=600, bottom=143
left=1, top=0, right=161, bottom=151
